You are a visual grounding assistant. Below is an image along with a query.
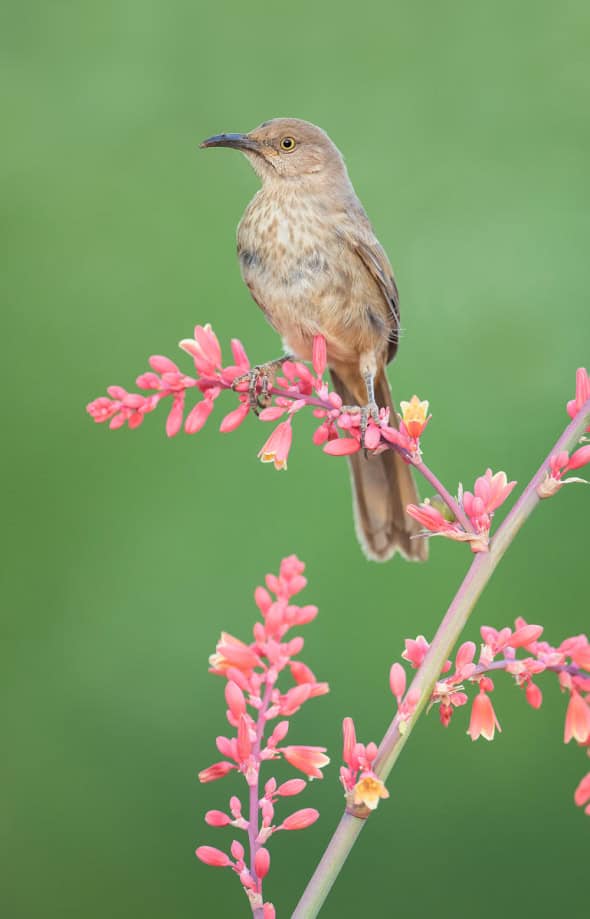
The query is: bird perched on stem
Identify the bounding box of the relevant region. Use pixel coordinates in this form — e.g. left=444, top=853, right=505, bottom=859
left=200, top=118, right=426, bottom=562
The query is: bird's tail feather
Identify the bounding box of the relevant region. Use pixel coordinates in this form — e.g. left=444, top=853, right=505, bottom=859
left=330, top=369, right=428, bottom=562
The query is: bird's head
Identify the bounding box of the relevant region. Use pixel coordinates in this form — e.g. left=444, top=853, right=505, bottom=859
left=200, top=118, right=347, bottom=184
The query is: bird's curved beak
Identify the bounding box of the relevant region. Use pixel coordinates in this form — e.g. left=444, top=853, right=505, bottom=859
left=200, top=133, right=261, bottom=153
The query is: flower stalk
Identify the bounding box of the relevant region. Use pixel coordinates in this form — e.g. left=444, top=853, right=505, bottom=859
left=292, top=397, right=590, bottom=919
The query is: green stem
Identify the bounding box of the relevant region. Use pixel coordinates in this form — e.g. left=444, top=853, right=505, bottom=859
left=292, top=399, right=590, bottom=919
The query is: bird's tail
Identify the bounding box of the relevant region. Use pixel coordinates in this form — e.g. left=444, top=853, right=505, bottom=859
left=329, top=369, right=428, bottom=562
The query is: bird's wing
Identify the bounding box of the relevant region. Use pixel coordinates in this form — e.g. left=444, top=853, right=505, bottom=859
left=337, top=211, right=401, bottom=363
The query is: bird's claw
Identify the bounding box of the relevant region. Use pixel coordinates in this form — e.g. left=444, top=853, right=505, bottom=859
left=232, top=357, right=289, bottom=414
left=342, top=401, right=381, bottom=448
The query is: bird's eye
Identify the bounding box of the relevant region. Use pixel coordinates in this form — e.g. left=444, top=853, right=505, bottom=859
left=280, top=136, right=296, bottom=152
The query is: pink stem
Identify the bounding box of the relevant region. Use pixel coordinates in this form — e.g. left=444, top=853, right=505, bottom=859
left=292, top=398, right=590, bottom=919
left=474, top=659, right=587, bottom=676
left=414, top=458, right=472, bottom=531
left=248, top=681, right=273, bottom=919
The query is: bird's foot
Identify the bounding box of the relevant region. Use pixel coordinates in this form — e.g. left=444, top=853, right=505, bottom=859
left=232, top=356, right=291, bottom=414
left=342, top=401, right=381, bottom=447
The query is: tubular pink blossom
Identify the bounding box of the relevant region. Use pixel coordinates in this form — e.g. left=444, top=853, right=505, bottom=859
left=290, top=661, right=316, bottom=684
left=279, top=808, right=320, bottom=831
left=185, top=397, right=214, bottom=434
left=567, top=367, right=590, bottom=429
left=219, top=403, right=250, bottom=432
left=342, top=718, right=357, bottom=769
left=276, top=779, right=307, bottom=797
left=230, top=840, right=245, bottom=861
left=564, top=691, right=590, bottom=744
left=230, top=338, right=250, bottom=369
left=205, top=810, right=232, bottom=827
left=323, top=437, right=361, bottom=456
left=280, top=684, right=311, bottom=715
left=166, top=395, right=185, bottom=437
left=198, top=761, right=236, bottom=783
left=467, top=689, right=501, bottom=741
left=225, top=681, right=246, bottom=719
left=236, top=714, right=252, bottom=762
left=195, top=846, right=232, bottom=867
left=281, top=745, right=330, bottom=778
left=312, top=335, right=327, bottom=376
left=455, top=641, right=476, bottom=672
left=258, top=406, right=288, bottom=422
left=389, top=663, right=406, bottom=703
left=268, top=720, right=290, bottom=746
left=263, top=904, right=276, bottom=919
left=510, top=624, right=543, bottom=648
left=258, top=420, right=293, bottom=470
left=574, top=772, right=590, bottom=810
left=195, top=324, right=222, bottom=368
left=402, top=635, right=430, bottom=669
left=209, top=632, right=262, bottom=674
left=566, top=444, right=590, bottom=471
left=254, top=847, right=271, bottom=880
left=525, top=681, right=543, bottom=709
left=149, top=354, right=180, bottom=374
left=473, top=468, right=517, bottom=513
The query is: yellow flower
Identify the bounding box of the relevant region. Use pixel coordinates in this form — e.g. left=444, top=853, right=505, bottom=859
left=399, top=395, right=430, bottom=439
left=352, top=773, right=390, bottom=811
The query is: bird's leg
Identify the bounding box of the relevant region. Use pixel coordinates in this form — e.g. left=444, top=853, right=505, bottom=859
left=359, top=368, right=380, bottom=444
left=341, top=363, right=381, bottom=447
left=232, top=354, right=293, bottom=414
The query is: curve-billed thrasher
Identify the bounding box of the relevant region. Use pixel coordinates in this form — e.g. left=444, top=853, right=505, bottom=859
left=201, top=118, right=426, bottom=562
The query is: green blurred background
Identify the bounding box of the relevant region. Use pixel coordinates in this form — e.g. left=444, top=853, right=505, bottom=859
left=2, top=1, right=588, bottom=916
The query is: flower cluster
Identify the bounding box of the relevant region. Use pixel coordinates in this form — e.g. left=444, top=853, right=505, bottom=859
left=86, top=324, right=431, bottom=469
left=537, top=367, right=590, bottom=497
left=396, top=621, right=590, bottom=814
left=196, top=556, right=329, bottom=915
left=339, top=717, right=389, bottom=817
left=406, top=468, right=516, bottom=552
left=538, top=446, right=590, bottom=498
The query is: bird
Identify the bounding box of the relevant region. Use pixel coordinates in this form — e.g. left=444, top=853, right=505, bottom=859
left=200, top=118, right=427, bottom=562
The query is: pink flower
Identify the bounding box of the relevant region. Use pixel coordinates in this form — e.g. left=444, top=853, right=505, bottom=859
left=205, top=810, right=232, bottom=827
left=280, top=745, right=330, bottom=778
left=254, top=848, right=270, bottom=880
left=180, top=323, right=222, bottom=375
left=389, top=663, right=407, bottom=703
left=219, top=402, right=250, bottom=433
left=406, top=501, right=473, bottom=545
left=198, top=761, right=237, bottom=783
left=209, top=632, right=262, bottom=675
left=312, top=335, right=327, bottom=376
left=278, top=808, right=320, bottom=831
left=467, top=687, right=502, bottom=741
left=525, top=681, right=543, bottom=709
left=567, top=367, right=590, bottom=431
left=258, top=421, right=293, bottom=470
left=195, top=846, right=232, bottom=867
left=574, top=772, right=590, bottom=815
left=402, top=635, right=431, bottom=669
left=538, top=446, right=590, bottom=497
left=323, top=437, right=362, bottom=456
left=564, top=691, right=590, bottom=744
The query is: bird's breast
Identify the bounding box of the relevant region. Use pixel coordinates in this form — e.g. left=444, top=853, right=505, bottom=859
left=238, top=195, right=337, bottom=296
left=235, top=191, right=378, bottom=365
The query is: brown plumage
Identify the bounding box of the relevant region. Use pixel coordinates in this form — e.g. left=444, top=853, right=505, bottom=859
left=201, top=118, right=427, bottom=562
